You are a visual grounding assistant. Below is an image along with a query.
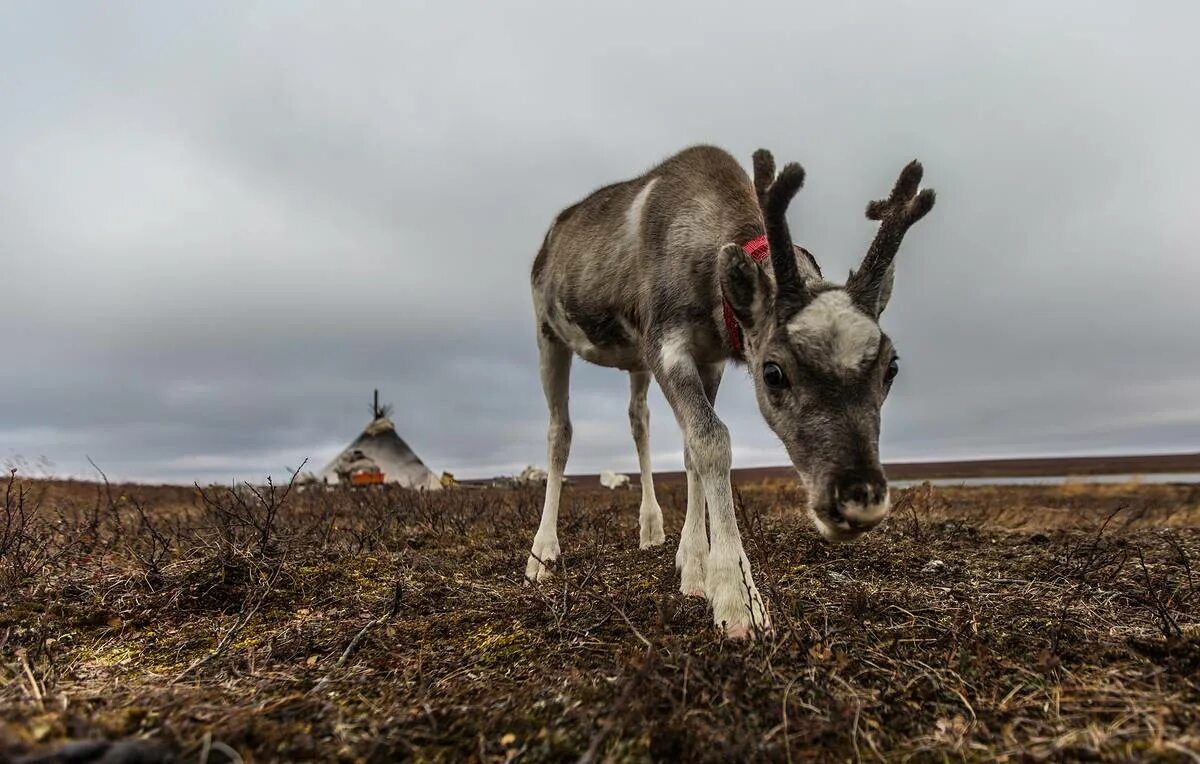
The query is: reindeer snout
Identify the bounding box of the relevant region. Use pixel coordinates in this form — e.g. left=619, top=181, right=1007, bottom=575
left=834, top=473, right=890, bottom=530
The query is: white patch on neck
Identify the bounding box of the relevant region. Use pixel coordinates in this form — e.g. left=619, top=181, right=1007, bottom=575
left=659, top=328, right=691, bottom=373
left=624, top=177, right=659, bottom=247
left=787, top=290, right=880, bottom=373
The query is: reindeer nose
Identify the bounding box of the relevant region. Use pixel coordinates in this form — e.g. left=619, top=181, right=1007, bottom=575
left=835, top=473, right=890, bottom=529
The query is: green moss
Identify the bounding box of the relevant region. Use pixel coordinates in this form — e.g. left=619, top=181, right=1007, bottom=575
left=88, top=642, right=141, bottom=668
left=463, top=623, right=537, bottom=667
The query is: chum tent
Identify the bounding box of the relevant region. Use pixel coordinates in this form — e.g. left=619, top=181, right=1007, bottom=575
left=316, top=391, right=442, bottom=490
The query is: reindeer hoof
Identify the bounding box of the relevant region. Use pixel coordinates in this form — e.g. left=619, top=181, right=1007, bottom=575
left=639, top=533, right=666, bottom=550
left=677, top=559, right=706, bottom=598
left=724, top=623, right=775, bottom=640
left=639, top=508, right=665, bottom=549
left=523, top=562, right=555, bottom=586
left=524, top=540, right=560, bottom=585
left=524, top=561, right=555, bottom=585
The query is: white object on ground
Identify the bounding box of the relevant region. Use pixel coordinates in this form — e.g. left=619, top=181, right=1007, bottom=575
left=599, top=470, right=631, bottom=490
left=518, top=465, right=549, bottom=484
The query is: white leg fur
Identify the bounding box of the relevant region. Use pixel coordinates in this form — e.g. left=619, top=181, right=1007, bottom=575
left=656, top=354, right=767, bottom=637
left=696, top=437, right=771, bottom=638
left=675, top=451, right=708, bottom=596
left=629, top=371, right=665, bottom=548
left=675, top=362, right=720, bottom=598
left=525, top=337, right=573, bottom=585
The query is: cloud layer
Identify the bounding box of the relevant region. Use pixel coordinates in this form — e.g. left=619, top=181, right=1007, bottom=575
left=2, top=2, right=1197, bottom=484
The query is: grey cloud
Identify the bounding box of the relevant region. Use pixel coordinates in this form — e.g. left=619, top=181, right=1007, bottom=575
left=1, top=1, right=1198, bottom=484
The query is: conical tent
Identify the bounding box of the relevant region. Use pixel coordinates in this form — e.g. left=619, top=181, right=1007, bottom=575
left=317, top=392, right=442, bottom=490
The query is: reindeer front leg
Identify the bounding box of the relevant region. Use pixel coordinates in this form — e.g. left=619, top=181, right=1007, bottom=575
left=676, top=362, right=722, bottom=598
left=653, top=338, right=770, bottom=638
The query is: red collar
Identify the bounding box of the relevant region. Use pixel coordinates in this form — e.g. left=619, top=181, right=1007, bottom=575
left=722, top=234, right=770, bottom=360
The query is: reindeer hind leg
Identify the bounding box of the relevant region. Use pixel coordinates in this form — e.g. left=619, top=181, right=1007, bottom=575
left=524, top=331, right=573, bottom=584
left=629, top=371, right=664, bottom=548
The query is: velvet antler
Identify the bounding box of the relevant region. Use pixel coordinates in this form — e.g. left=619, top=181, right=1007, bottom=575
left=757, top=152, right=808, bottom=317
left=752, top=149, right=776, bottom=210
left=848, top=160, right=936, bottom=315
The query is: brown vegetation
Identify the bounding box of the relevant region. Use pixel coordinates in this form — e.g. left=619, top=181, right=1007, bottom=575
left=2, top=471, right=1199, bottom=761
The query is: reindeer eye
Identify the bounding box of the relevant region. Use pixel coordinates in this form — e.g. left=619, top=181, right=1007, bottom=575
left=885, top=357, right=899, bottom=384
left=762, top=362, right=788, bottom=390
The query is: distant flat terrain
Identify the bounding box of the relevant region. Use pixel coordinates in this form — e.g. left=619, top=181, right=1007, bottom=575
left=563, top=451, right=1200, bottom=486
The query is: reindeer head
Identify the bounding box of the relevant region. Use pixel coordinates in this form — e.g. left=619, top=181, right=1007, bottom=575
left=720, top=150, right=935, bottom=541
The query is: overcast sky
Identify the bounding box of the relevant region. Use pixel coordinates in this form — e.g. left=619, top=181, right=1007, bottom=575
left=2, top=2, right=1197, bottom=485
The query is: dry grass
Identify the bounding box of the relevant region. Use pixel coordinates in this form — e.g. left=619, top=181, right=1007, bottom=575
left=2, top=472, right=1199, bottom=762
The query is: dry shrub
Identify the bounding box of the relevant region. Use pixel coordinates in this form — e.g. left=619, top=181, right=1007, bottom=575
left=1, top=477, right=1198, bottom=761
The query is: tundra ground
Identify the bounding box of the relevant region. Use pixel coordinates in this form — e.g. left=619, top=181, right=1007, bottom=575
left=2, top=475, right=1199, bottom=761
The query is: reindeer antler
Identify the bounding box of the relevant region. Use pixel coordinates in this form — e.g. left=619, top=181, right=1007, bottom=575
left=757, top=151, right=809, bottom=316
left=847, top=160, right=936, bottom=315
left=752, top=149, right=776, bottom=209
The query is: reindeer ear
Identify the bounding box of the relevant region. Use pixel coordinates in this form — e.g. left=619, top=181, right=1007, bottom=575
left=847, top=262, right=894, bottom=316
left=796, top=246, right=823, bottom=282
left=719, top=243, right=773, bottom=334
left=875, top=263, right=895, bottom=315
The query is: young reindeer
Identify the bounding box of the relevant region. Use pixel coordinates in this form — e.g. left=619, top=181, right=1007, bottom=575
left=525, top=145, right=935, bottom=637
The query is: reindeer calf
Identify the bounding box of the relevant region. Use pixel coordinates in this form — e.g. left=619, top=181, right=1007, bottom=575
left=524, top=145, right=935, bottom=637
